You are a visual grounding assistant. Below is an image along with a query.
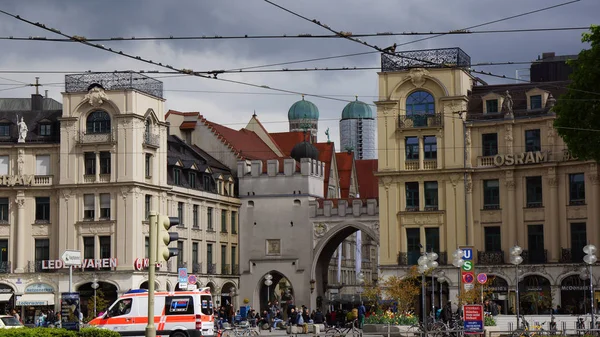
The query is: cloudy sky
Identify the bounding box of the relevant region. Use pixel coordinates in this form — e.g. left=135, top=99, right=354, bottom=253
left=0, top=0, right=597, bottom=147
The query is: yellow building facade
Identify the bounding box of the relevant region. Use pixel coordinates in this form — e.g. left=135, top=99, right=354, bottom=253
left=377, top=48, right=598, bottom=314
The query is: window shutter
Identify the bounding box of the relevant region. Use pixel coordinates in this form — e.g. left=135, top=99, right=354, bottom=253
left=84, top=194, right=95, bottom=211
left=36, top=155, right=50, bottom=175
left=0, top=156, right=8, bottom=175
left=100, top=194, right=110, bottom=209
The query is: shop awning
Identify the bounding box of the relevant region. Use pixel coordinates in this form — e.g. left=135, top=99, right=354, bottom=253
left=16, top=293, right=54, bottom=306
left=0, top=293, right=13, bottom=302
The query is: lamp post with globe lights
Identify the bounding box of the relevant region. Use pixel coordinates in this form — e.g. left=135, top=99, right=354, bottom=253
left=437, top=271, right=446, bottom=308
left=264, top=274, right=273, bottom=304
left=451, top=248, right=465, bottom=293
left=357, top=271, right=365, bottom=302
left=580, top=268, right=589, bottom=314
left=583, top=244, right=597, bottom=329
left=510, top=245, right=523, bottom=330
left=91, top=277, right=99, bottom=317
left=418, top=251, right=438, bottom=326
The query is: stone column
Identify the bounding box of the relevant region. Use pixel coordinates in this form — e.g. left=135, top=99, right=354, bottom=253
left=505, top=172, right=517, bottom=247
left=14, top=196, right=26, bottom=273
left=547, top=169, right=559, bottom=262
left=418, top=136, right=424, bottom=170
left=95, top=152, right=100, bottom=181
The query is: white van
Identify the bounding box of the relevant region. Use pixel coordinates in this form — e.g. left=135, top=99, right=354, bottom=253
left=89, top=288, right=214, bottom=337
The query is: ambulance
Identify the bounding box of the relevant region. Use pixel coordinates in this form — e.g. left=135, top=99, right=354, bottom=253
left=89, top=288, right=214, bottom=337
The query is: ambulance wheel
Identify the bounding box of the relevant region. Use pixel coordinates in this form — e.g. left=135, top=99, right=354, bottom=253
left=170, top=331, right=187, bottom=337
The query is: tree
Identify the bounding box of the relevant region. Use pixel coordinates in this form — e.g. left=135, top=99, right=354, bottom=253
left=554, top=25, right=600, bottom=161
left=86, top=289, right=109, bottom=321
left=456, top=278, right=494, bottom=306
left=361, top=279, right=383, bottom=306
left=382, top=266, right=421, bottom=313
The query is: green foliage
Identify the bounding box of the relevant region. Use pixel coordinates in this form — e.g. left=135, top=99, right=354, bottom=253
left=0, top=327, right=119, bottom=337
left=484, top=315, right=496, bottom=326
left=86, top=289, right=109, bottom=321
left=364, top=309, right=419, bottom=325
left=554, top=25, right=600, bottom=161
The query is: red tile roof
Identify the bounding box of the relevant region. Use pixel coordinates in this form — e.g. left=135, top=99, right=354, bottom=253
left=199, top=116, right=279, bottom=160
left=251, top=117, right=286, bottom=156
left=165, top=110, right=199, bottom=119
left=335, top=152, right=354, bottom=198
left=355, top=159, right=378, bottom=199
left=314, top=142, right=335, bottom=196
left=270, top=132, right=306, bottom=156
left=179, top=121, right=197, bottom=130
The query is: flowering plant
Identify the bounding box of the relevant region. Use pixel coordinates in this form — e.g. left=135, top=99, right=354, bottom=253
left=364, top=309, right=418, bottom=326
left=484, top=314, right=496, bottom=326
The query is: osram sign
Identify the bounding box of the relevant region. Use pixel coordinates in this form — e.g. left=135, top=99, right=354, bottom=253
left=134, top=258, right=164, bottom=271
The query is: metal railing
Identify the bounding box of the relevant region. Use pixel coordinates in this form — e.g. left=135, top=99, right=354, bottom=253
left=177, top=261, right=187, bottom=269
left=27, top=260, right=56, bottom=273
left=398, top=112, right=443, bottom=129
left=221, top=264, right=230, bottom=275
left=207, top=263, right=216, bottom=274
left=77, top=130, right=115, bottom=144
left=65, top=72, right=164, bottom=99
left=478, top=250, right=505, bottom=265
left=0, top=261, right=10, bottom=273
left=522, top=249, right=548, bottom=264
left=381, top=47, right=471, bottom=71
left=192, top=262, right=202, bottom=274
left=231, top=264, right=239, bottom=275
left=560, top=247, right=585, bottom=263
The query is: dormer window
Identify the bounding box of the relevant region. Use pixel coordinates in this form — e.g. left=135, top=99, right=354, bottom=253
left=530, top=95, right=542, bottom=109
left=86, top=110, right=111, bottom=134
left=39, top=124, right=52, bottom=136
left=0, top=124, right=10, bottom=137
left=485, top=100, right=499, bottom=113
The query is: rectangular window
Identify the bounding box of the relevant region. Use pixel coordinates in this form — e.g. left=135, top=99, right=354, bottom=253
left=526, top=176, right=543, bottom=208
left=189, top=172, right=196, bottom=189
left=83, top=194, right=95, bottom=220
left=221, top=210, right=227, bottom=233
left=482, top=133, right=498, bottom=157
left=0, top=198, right=8, bottom=222
left=527, top=225, right=545, bottom=263
left=530, top=95, right=542, bottom=109
left=207, top=244, right=213, bottom=264
left=571, top=223, right=586, bottom=262
left=193, top=205, right=199, bottom=228
left=35, top=155, right=50, bottom=175
left=405, top=137, right=419, bottom=160
left=35, top=239, right=50, bottom=261
left=231, top=246, right=237, bottom=273
left=0, top=156, right=8, bottom=175
left=99, top=152, right=111, bottom=175
left=174, top=169, right=181, bottom=185
left=525, top=129, right=541, bottom=152
left=40, top=124, right=51, bottom=136
left=83, top=237, right=95, bottom=260
left=84, top=152, right=96, bottom=175
left=100, top=193, right=111, bottom=219
left=145, top=237, right=149, bottom=259
left=192, top=242, right=199, bottom=268
left=0, top=125, right=10, bottom=137
left=207, top=207, right=214, bottom=231
left=424, top=181, right=438, bottom=210
left=221, top=245, right=227, bottom=274
left=231, top=211, right=237, bottom=234
left=178, top=202, right=184, bottom=227
left=423, top=136, right=437, bottom=160
left=425, top=227, right=440, bottom=254
left=405, top=182, right=419, bottom=211
left=177, top=241, right=184, bottom=267
left=35, top=197, right=50, bottom=222
left=145, top=195, right=151, bottom=220
left=569, top=173, right=585, bottom=205
left=203, top=176, right=211, bottom=191
left=99, top=236, right=111, bottom=259
left=406, top=228, right=420, bottom=265
left=486, top=100, right=498, bottom=113
left=484, top=226, right=502, bottom=252
left=483, top=179, right=500, bottom=210
left=145, top=154, right=152, bottom=178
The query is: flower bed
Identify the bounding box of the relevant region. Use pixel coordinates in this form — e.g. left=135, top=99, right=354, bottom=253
left=365, top=310, right=419, bottom=326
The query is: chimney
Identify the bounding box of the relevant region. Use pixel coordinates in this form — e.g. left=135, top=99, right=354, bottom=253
left=542, top=52, right=555, bottom=60
left=31, top=94, right=44, bottom=111
left=44, top=90, right=48, bottom=98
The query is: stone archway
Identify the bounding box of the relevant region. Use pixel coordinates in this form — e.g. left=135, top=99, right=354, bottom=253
left=519, top=275, right=552, bottom=315
left=139, top=281, right=159, bottom=291
left=77, top=281, right=118, bottom=319
left=256, top=271, right=295, bottom=317
left=311, top=221, right=379, bottom=311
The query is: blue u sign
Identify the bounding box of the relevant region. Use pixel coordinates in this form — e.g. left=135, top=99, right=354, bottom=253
left=462, top=248, right=473, bottom=260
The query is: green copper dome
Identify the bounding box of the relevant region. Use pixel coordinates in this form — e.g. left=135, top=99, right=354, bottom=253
left=288, top=96, right=320, bottom=121
left=341, top=98, right=373, bottom=120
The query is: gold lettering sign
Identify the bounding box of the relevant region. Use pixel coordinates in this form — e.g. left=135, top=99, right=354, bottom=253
left=0, top=175, right=34, bottom=186
left=493, top=151, right=549, bottom=167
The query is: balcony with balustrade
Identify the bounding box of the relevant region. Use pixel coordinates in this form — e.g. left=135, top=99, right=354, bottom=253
left=397, top=251, right=447, bottom=265
left=522, top=249, right=548, bottom=264
left=192, top=263, right=202, bottom=274
left=207, top=263, right=217, bottom=274
left=398, top=113, right=443, bottom=129
left=477, top=251, right=505, bottom=265
left=0, top=261, right=10, bottom=274
left=144, top=132, right=160, bottom=148
left=231, top=264, right=239, bottom=275
left=221, top=264, right=230, bottom=275
left=560, top=247, right=585, bottom=263
left=77, top=131, right=115, bottom=145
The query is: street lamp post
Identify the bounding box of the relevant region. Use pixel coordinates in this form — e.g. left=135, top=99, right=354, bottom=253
left=584, top=244, right=597, bottom=330
left=264, top=274, right=273, bottom=304
left=418, top=252, right=438, bottom=326
left=437, top=271, right=446, bottom=309
left=510, top=245, right=523, bottom=330
left=91, top=277, right=99, bottom=318
left=451, top=249, right=465, bottom=304
left=357, top=272, right=365, bottom=302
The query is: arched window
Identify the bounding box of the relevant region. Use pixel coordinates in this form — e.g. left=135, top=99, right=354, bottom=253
left=86, top=110, right=111, bottom=134
left=406, top=91, right=435, bottom=127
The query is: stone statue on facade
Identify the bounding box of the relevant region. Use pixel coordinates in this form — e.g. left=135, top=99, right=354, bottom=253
left=502, top=90, right=514, bottom=119
left=17, top=116, right=27, bottom=143
left=85, top=86, right=109, bottom=107
left=325, top=128, right=331, bottom=143
left=17, top=149, right=24, bottom=175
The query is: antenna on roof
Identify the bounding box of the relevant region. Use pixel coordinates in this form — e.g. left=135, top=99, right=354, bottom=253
left=252, top=110, right=257, bottom=118
left=29, top=77, right=43, bottom=95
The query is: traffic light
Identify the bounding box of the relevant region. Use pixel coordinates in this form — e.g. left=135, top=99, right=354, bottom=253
left=156, top=214, right=179, bottom=262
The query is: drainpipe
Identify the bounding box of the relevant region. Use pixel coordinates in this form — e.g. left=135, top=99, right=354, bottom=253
left=462, top=114, right=469, bottom=245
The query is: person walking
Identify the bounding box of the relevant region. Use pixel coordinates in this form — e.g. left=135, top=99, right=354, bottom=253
left=358, top=302, right=366, bottom=329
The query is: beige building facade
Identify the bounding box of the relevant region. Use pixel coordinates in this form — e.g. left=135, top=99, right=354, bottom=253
left=0, top=73, right=239, bottom=324
left=377, top=49, right=598, bottom=315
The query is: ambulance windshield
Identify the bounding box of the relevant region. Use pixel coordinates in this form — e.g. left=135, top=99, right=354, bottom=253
left=201, top=295, right=213, bottom=315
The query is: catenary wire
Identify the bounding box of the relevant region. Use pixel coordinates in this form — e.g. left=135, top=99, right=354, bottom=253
left=233, top=0, right=584, bottom=71
left=0, top=26, right=589, bottom=42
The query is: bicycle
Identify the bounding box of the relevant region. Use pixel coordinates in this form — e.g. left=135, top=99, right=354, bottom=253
left=325, top=319, right=360, bottom=335
left=217, top=321, right=260, bottom=337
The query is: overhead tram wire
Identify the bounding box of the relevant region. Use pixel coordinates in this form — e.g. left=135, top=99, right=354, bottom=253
left=0, top=26, right=588, bottom=42
left=234, top=0, right=584, bottom=71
